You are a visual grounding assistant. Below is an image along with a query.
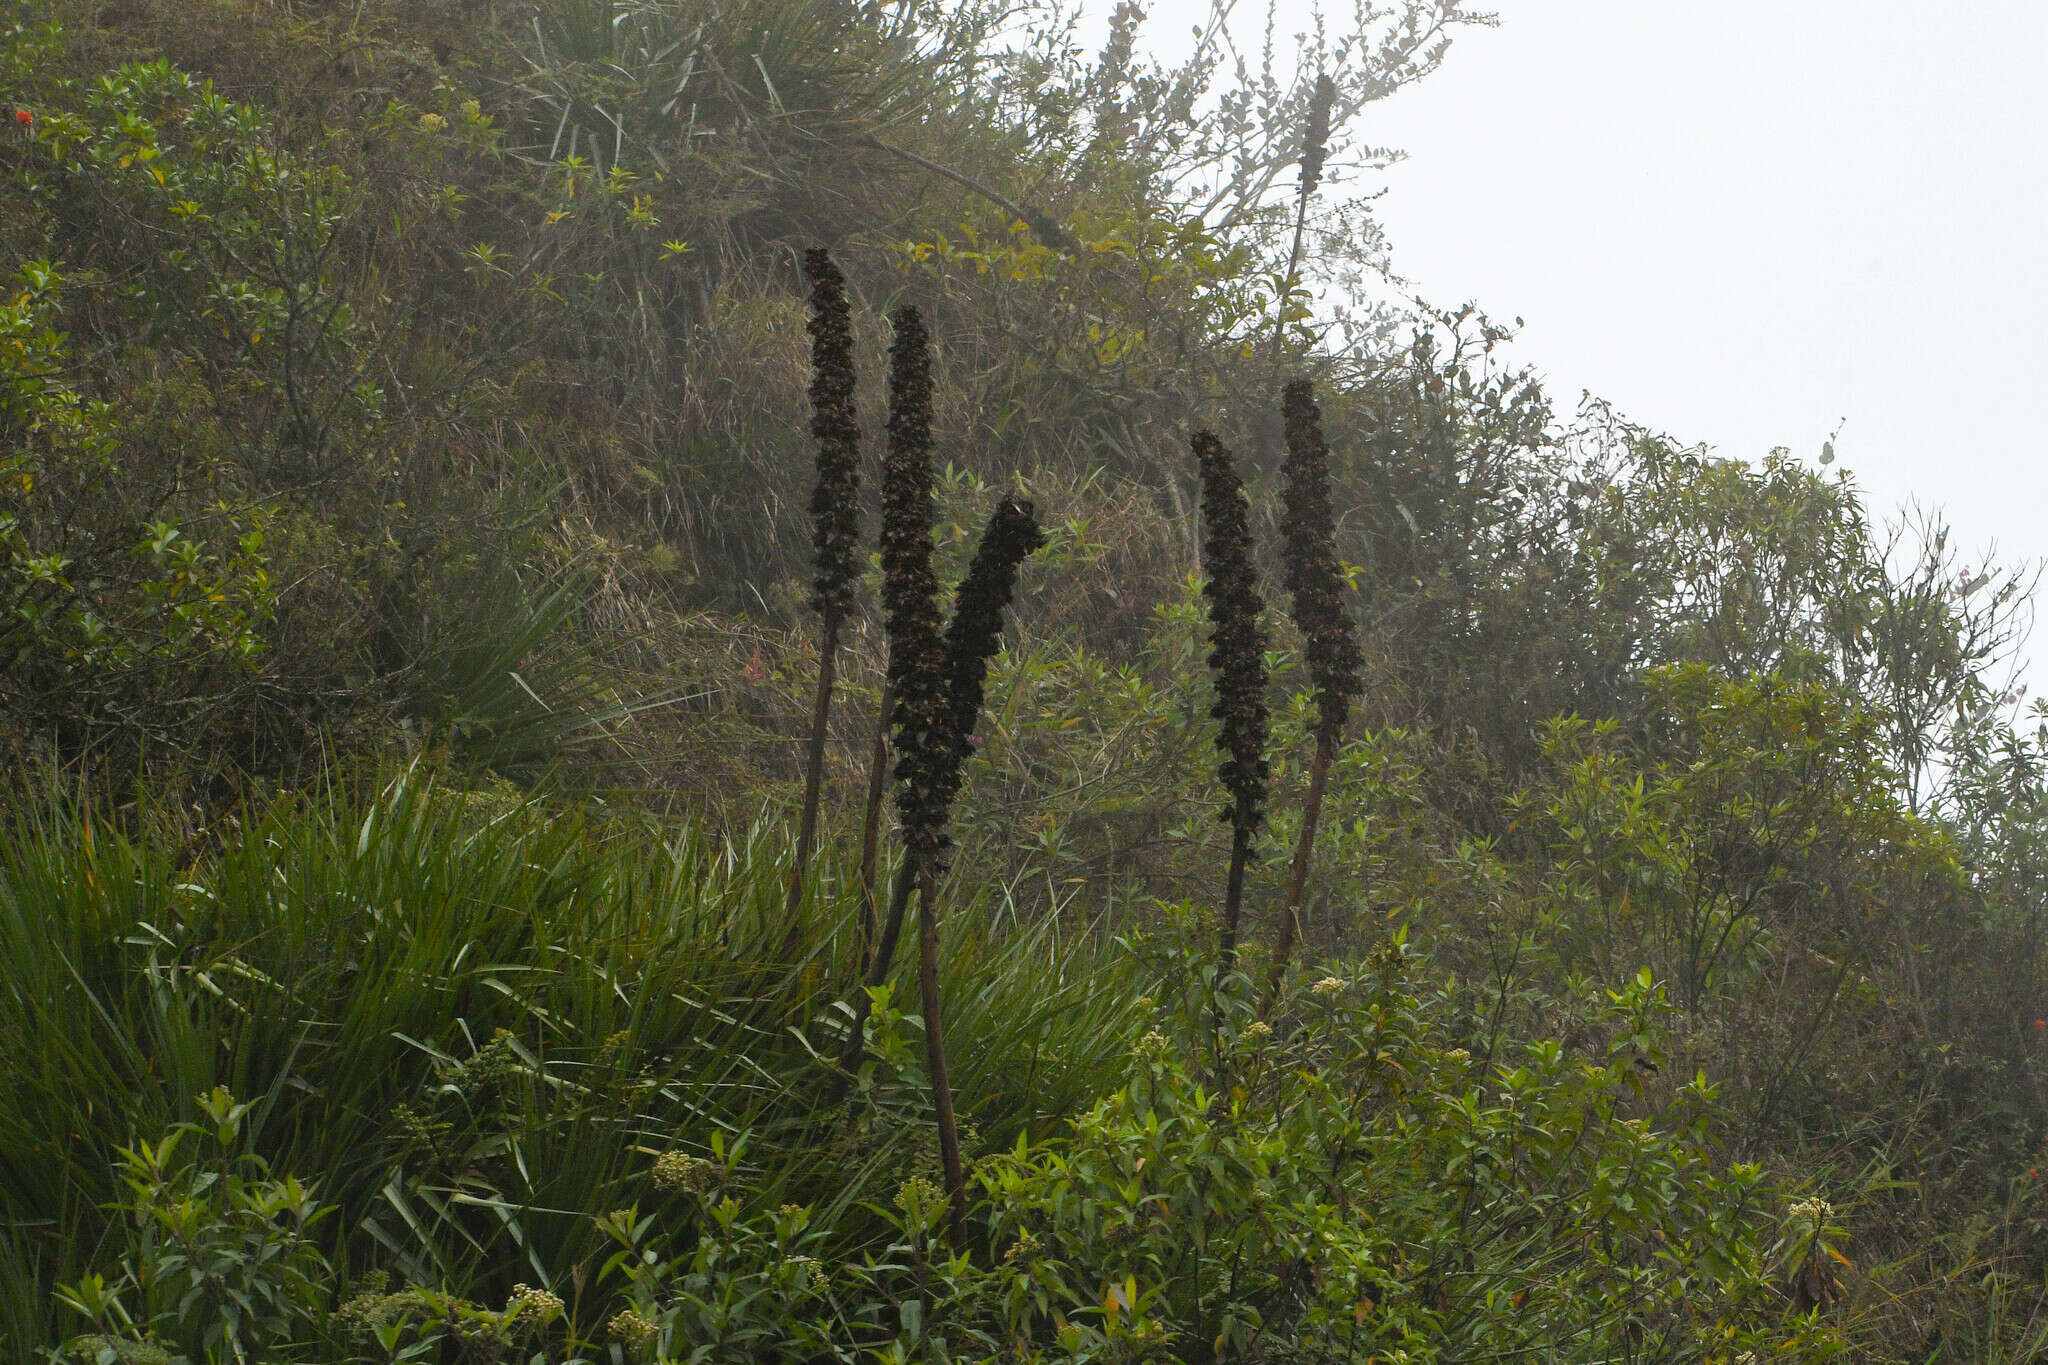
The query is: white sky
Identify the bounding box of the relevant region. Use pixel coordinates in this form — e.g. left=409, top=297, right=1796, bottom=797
left=1116, top=0, right=2048, bottom=687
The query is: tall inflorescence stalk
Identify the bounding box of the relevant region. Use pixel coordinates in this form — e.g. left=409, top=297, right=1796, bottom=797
left=828, top=321, right=1044, bottom=1249
left=839, top=308, right=945, bottom=1090
left=1270, top=73, right=1336, bottom=364
left=1266, top=380, right=1363, bottom=1012
left=877, top=307, right=953, bottom=876
left=1194, top=431, right=1270, bottom=977
left=917, top=494, right=1043, bottom=1248
left=785, top=249, right=863, bottom=947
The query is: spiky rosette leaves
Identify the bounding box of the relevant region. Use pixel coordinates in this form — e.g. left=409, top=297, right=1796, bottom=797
left=934, top=498, right=1044, bottom=815
left=879, top=306, right=950, bottom=857
left=1195, top=431, right=1271, bottom=835
left=1279, top=381, right=1363, bottom=745
left=803, top=249, right=861, bottom=622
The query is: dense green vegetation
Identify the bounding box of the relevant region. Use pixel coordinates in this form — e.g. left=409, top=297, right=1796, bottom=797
left=5, top=0, right=2048, bottom=1359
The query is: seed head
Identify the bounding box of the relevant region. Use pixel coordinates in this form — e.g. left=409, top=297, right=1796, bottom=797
left=932, top=497, right=1044, bottom=819
left=879, top=306, right=950, bottom=858
left=1299, top=75, right=1335, bottom=204
left=803, top=249, right=862, bottom=623
left=1194, top=431, right=1270, bottom=836
left=1279, top=381, right=1362, bottom=744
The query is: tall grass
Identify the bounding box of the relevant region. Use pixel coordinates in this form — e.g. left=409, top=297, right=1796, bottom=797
left=0, top=770, right=1142, bottom=1353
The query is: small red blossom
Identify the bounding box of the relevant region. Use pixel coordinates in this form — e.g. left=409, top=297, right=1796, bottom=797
left=12, top=110, right=30, bottom=126
left=2036, top=1019, right=2045, bottom=1030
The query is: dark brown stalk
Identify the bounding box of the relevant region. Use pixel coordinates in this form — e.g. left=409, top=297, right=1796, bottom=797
left=1194, top=431, right=1270, bottom=975
left=1222, top=823, right=1252, bottom=968
left=785, top=248, right=862, bottom=952
left=917, top=497, right=1043, bottom=1246
left=786, top=618, right=840, bottom=947
left=829, top=857, right=917, bottom=1104
left=1264, top=381, right=1363, bottom=1012
left=1265, top=739, right=1330, bottom=1013
left=855, top=677, right=892, bottom=960
left=917, top=862, right=968, bottom=1247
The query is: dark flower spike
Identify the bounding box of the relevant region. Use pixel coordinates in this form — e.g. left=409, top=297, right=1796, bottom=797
left=837, top=306, right=950, bottom=1103
left=803, top=249, right=861, bottom=622
left=878, top=305, right=951, bottom=859
left=1264, top=380, right=1364, bottom=1014
left=1279, top=380, right=1363, bottom=744
left=784, top=250, right=865, bottom=944
left=1196, top=432, right=1271, bottom=833
left=1300, top=74, right=1335, bottom=205
left=1195, top=431, right=1270, bottom=972
left=934, top=497, right=1045, bottom=816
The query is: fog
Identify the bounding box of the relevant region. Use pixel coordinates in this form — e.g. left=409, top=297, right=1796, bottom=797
left=1131, top=0, right=2048, bottom=694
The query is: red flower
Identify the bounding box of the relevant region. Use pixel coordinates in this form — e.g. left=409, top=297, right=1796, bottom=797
left=2036, top=1019, right=2046, bottom=1029
left=12, top=110, right=30, bottom=125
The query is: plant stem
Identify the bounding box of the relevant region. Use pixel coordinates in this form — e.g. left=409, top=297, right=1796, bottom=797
left=1220, top=818, right=1252, bottom=975
left=917, top=861, right=968, bottom=1248
left=1265, top=736, right=1332, bottom=1015
left=860, top=137, right=1077, bottom=255
left=830, top=856, right=915, bottom=1102
left=784, top=612, right=842, bottom=956
left=855, top=677, right=892, bottom=962
left=1268, top=203, right=1313, bottom=368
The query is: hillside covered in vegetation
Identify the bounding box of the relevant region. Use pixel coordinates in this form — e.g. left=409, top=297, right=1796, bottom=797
left=5, top=0, right=2048, bottom=1360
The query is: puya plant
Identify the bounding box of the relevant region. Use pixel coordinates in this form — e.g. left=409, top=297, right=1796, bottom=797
left=1192, top=430, right=1270, bottom=979
left=828, top=303, right=1045, bottom=1247
left=1191, top=385, right=1361, bottom=1012
left=785, top=249, right=863, bottom=946
left=1266, top=379, right=1364, bottom=1011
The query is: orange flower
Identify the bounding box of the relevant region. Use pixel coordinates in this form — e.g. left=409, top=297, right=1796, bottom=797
left=12, top=110, right=30, bottom=125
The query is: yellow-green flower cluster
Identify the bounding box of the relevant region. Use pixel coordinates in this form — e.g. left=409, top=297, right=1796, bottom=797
left=651, top=1149, right=716, bottom=1194
left=607, top=1309, right=658, bottom=1350
left=1785, top=1197, right=1833, bottom=1232
left=507, top=1284, right=563, bottom=1326
left=896, top=1175, right=945, bottom=1221
left=1004, top=1230, right=1045, bottom=1264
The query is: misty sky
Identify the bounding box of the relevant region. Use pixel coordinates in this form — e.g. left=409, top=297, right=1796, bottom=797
left=1121, top=0, right=2048, bottom=688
